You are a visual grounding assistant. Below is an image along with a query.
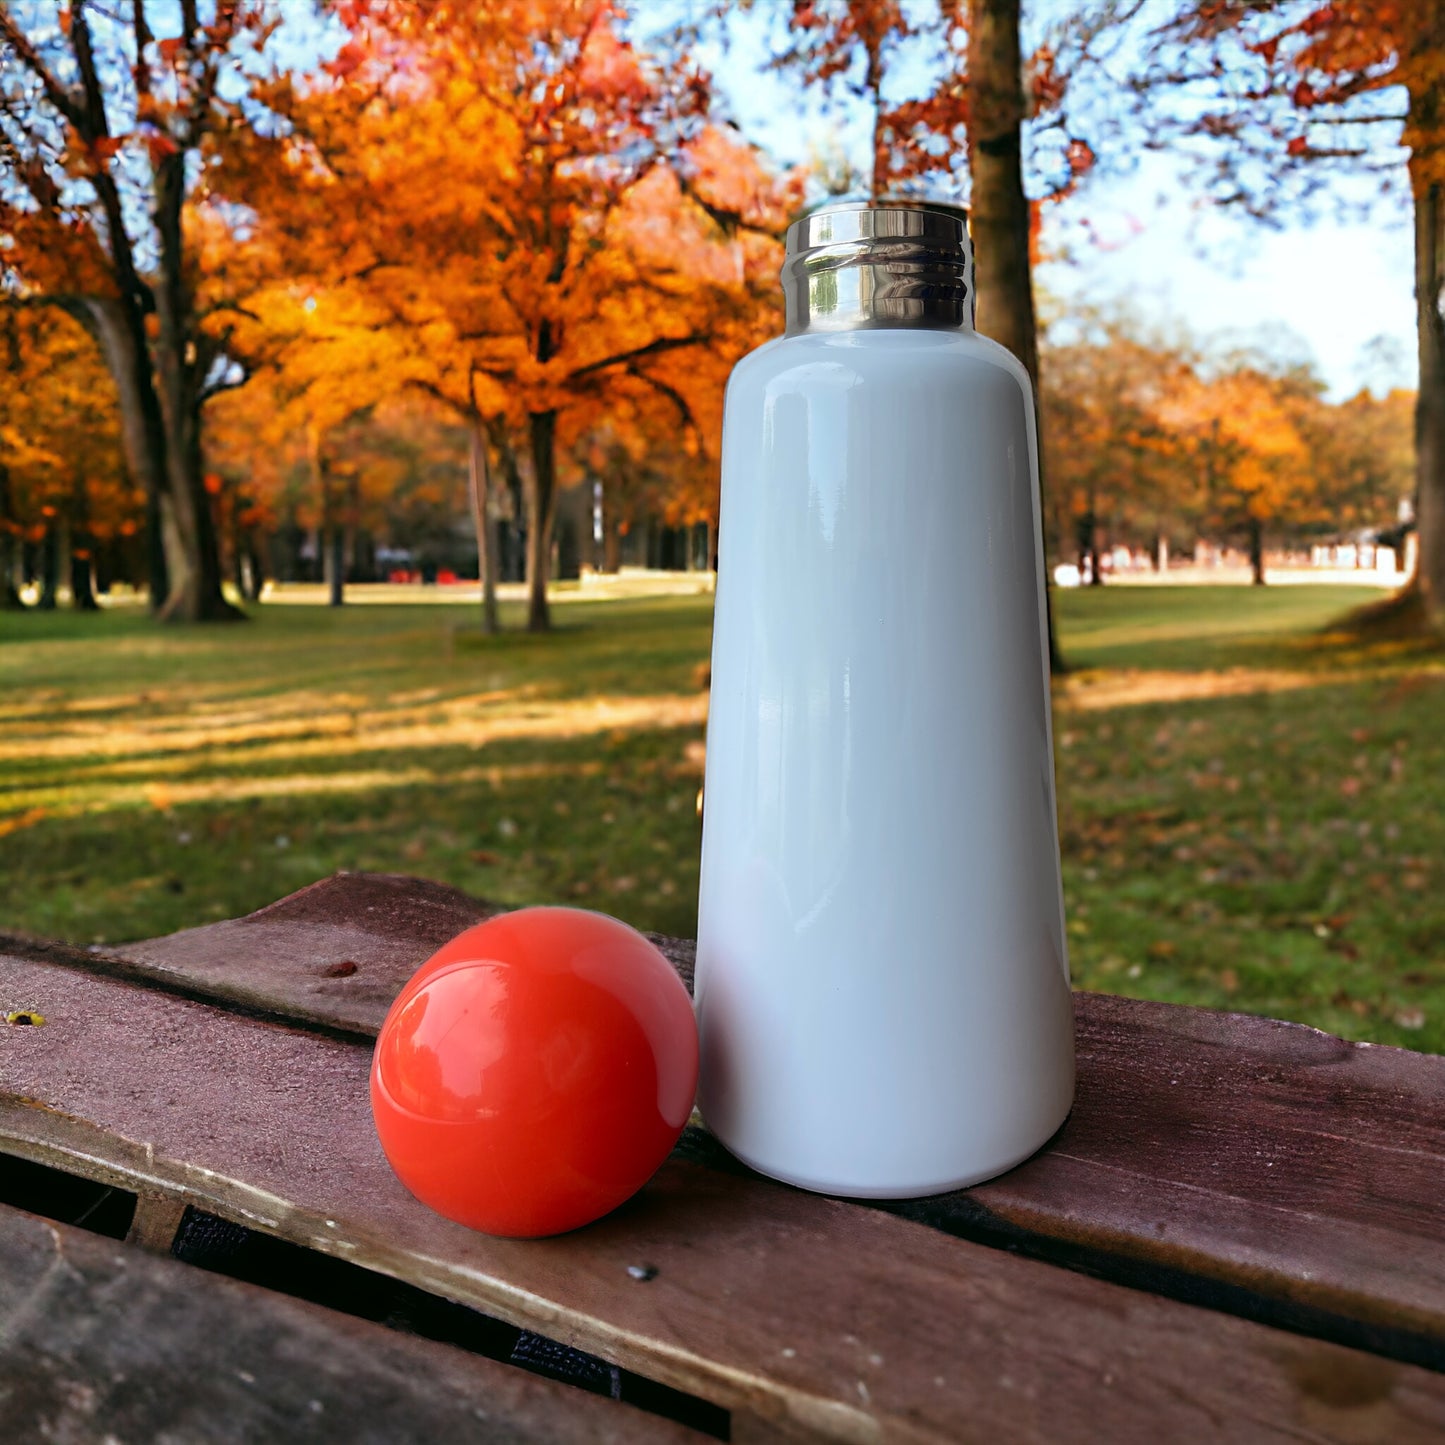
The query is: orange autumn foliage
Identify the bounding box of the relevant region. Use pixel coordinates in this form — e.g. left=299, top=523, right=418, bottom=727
left=1141, top=0, right=1445, bottom=623
left=217, top=0, right=794, bottom=627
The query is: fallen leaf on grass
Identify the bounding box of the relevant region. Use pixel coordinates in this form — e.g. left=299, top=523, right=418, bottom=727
left=1219, top=968, right=1239, bottom=994
left=471, top=849, right=501, bottom=865
left=1394, top=1008, right=1426, bottom=1031
left=1331, top=989, right=1372, bottom=1018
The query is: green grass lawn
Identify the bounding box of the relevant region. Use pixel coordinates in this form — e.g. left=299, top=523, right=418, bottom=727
left=3, top=583, right=1443, bottom=1054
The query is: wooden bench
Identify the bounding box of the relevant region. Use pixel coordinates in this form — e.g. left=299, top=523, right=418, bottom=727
left=2, top=871, right=1442, bottom=1441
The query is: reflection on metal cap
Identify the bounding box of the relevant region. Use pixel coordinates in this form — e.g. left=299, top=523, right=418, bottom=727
left=782, top=201, right=974, bottom=337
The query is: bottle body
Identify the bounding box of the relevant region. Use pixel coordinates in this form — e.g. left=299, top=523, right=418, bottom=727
left=695, top=326, right=1074, bottom=1198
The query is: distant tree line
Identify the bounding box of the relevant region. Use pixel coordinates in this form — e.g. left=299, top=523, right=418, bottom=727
left=2, top=0, right=1439, bottom=639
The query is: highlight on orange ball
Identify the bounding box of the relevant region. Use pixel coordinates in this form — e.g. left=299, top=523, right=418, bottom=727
left=370, top=907, right=699, bottom=1238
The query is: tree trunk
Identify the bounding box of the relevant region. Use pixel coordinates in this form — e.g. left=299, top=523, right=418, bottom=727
left=1076, top=509, right=1095, bottom=580
left=468, top=415, right=500, bottom=634
left=526, top=409, right=558, bottom=632
left=343, top=473, right=360, bottom=582
left=971, top=0, right=1064, bottom=671
left=241, top=536, right=265, bottom=602
left=0, top=529, right=22, bottom=609
left=1411, top=148, right=1445, bottom=630
left=70, top=479, right=98, bottom=611
left=0, top=465, right=24, bottom=609
left=146, top=487, right=169, bottom=609
left=327, top=528, right=345, bottom=608
left=492, top=431, right=527, bottom=583
left=310, top=426, right=344, bottom=608
left=867, top=44, right=886, bottom=201
left=152, top=154, right=242, bottom=624
left=86, top=297, right=238, bottom=622
left=603, top=496, right=622, bottom=574
left=1248, top=516, right=1266, bottom=586
left=157, top=420, right=237, bottom=622
left=88, top=299, right=172, bottom=612
left=37, top=520, right=59, bottom=610
left=555, top=492, right=582, bottom=581
left=70, top=542, right=99, bottom=610
left=231, top=507, right=246, bottom=599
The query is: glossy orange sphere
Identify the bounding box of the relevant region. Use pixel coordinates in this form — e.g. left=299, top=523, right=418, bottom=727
left=370, top=907, right=698, bottom=1238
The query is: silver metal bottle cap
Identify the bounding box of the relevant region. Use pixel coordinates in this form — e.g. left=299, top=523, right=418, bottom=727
left=782, top=202, right=974, bottom=337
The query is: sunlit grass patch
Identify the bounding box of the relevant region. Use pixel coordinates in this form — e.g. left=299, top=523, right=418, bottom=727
left=2, top=585, right=1442, bottom=1055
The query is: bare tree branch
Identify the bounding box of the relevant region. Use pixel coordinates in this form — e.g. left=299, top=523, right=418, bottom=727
left=568, top=331, right=706, bottom=380
left=70, top=2, right=112, bottom=139
left=626, top=363, right=695, bottom=428
left=0, top=10, right=85, bottom=129
left=404, top=375, right=468, bottom=418
left=132, top=0, right=154, bottom=96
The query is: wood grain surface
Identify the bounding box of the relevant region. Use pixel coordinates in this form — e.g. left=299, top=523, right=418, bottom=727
left=2, top=942, right=1443, bottom=1443
left=0, top=1202, right=696, bottom=1444
left=90, top=872, right=1445, bottom=1351
left=97, top=871, right=694, bottom=1033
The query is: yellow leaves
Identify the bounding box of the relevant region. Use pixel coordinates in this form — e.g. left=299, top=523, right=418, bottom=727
left=1208, top=371, right=1306, bottom=461
left=196, top=0, right=789, bottom=549
left=1152, top=363, right=1316, bottom=525
left=0, top=308, right=128, bottom=531
left=0, top=208, right=117, bottom=298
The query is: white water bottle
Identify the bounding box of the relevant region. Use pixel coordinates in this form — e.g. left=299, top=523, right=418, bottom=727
left=695, top=203, right=1074, bottom=1198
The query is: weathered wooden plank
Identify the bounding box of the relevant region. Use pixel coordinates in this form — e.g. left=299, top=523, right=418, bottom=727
left=961, top=994, right=1445, bottom=1346
left=99, top=873, right=1445, bottom=1350
left=100, top=871, right=692, bottom=1034
left=2, top=948, right=1444, bottom=1443
left=126, top=1191, right=189, bottom=1253
left=98, top=872, right=495, bottom=1036
left=0, top=1202, right=697, bottom=1444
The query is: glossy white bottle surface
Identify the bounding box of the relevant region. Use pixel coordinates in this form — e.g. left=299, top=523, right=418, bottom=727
left=696, top=207, right=1074, bottom=1198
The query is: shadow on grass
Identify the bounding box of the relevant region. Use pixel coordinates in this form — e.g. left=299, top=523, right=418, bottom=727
left=0, top=726, right=707, bottom=948
left=1055, top=585, right=1445, bottom=676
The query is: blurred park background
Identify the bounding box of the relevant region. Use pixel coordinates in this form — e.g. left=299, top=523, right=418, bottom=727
left=2, top=2, right=1442, bottom=1053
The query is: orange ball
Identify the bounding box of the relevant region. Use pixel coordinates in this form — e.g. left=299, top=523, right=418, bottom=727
left=370, top=907, right=698, bottom=1238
